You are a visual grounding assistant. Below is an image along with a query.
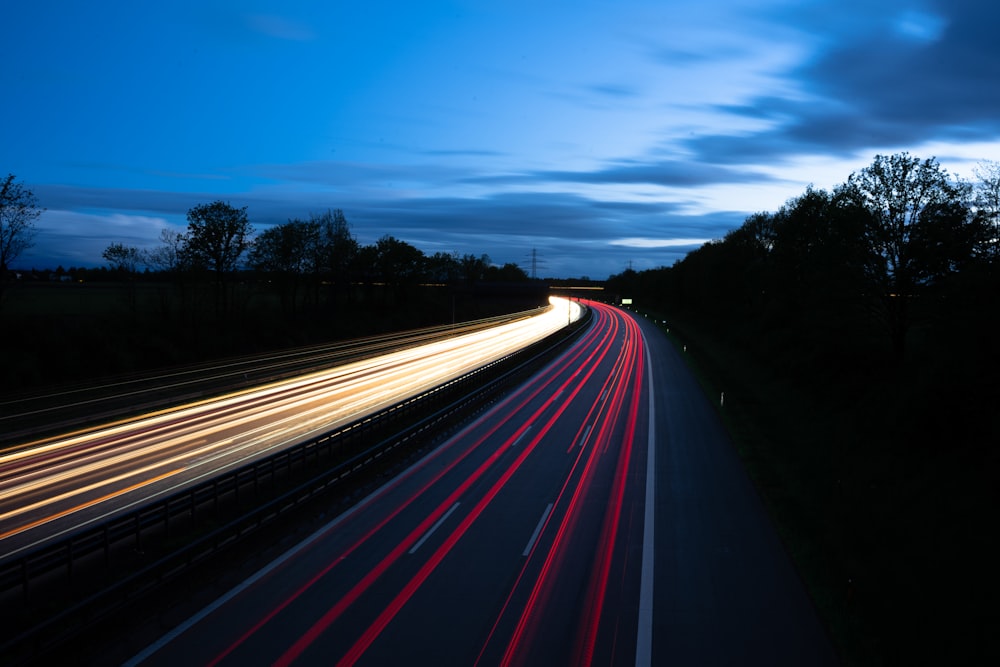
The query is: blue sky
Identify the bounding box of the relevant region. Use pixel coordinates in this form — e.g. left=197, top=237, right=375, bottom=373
left=4, top=0, right=998, bottom=279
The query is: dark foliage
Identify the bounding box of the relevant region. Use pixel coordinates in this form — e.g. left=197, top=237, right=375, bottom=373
left=0, top=206, right=541, bottom=393
left=608, top=153, right=1000, bottom=665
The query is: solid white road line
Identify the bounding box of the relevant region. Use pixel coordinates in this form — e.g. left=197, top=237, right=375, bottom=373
left=635, top=331, right=656, bottom=667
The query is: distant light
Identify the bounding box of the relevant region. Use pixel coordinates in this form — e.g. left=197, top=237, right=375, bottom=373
left=621, top=298, right=633, bottom=305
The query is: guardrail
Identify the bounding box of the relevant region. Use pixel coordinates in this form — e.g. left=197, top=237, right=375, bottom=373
left=0, top=306, right=549, bottom=449
left=0, top=306, right=591, bottom=664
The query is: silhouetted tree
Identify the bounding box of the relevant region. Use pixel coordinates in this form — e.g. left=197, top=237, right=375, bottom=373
left=973, top=160, right=1000, bottom=258
left=837, top=153, right=975, bottom=361
left=770, top=187, right=868, bottom=313
left=0, top=174, right=42, bottom=305
left=485, top=262, right=530, bottom=282
left=146, top=228, right=186, bottom=274
left=720, top=211, right=777, bottom=315
left=102, top=242, right=144, bottom=313
left=426, top=251, right=462, bottom=282
left=373, top=235, right=425, bottom=303
left=313, top=209, right=358, bottom=303
left=102, top=242, right=143, bottom=275
left=249, top=218, right=319, bottom=314
left=460, top=253, right=491, bottom=283
left=143, top=228, right=188, bottom=320
left=182, top=201, right=253, bottom=316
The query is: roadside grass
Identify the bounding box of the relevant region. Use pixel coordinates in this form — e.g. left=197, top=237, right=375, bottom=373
left=637, top=305, right=998, bottom=667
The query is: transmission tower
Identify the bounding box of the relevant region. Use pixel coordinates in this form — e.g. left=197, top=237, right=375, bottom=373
left=525, top=248, right=546, bottom=279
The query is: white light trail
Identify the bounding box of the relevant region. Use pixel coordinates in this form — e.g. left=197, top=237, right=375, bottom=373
left=0, top=298, right=582, bottom=549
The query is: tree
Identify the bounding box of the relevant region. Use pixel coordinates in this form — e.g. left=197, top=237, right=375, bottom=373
left=459, top=253, right=491, bottom=283
left=373, top=235, right=425, bottom=303
left=721, top=211, right=778, bottom=314
left=313, top=209, right=358, bottom=302
left=426, top=251, right=462, bottom=282
left=973, top=160, right=1000, bottom=258
left=147, top=228, right=187, bottom=273
left=485, top=262, right=530, bottom=282
left=0, top=173, right=42, bottom=274
left=770, top=187, right=869, bottom=311
left=102, top=242, right=144, bottom=275
left=249, top=218, right=319, bottom=314
left=102, top=242, right=144, bottom=313
left=182, top=201, right=253, bottom=315
left=838, top=153, right=975, bottom=360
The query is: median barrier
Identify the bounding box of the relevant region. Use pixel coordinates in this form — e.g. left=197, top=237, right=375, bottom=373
left=0, top=306, right=591, bottom=664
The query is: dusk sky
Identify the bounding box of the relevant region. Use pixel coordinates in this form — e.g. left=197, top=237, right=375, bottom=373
left=4, top=0, right=999, bottom=279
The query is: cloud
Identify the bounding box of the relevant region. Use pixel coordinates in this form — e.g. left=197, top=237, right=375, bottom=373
left=677, top=0, right=1000, bottom=167
left=337, top=192, right=740, bottom=277
left=244, top=14, right=316, bottom=41
left=34, top=185, right=198, bottom=215
left=586, top=83, right=640, bottom=98
left=468, top=159, right=779, bottom=188
left=610, top=237, right=712, bottom=249
left=420, top=149, right=508, bottom=158
left=22, top=179, right=740, bottom=278
left=893, top=9, right=947, bottom=42
left=19, top=210, right=176, bottom=269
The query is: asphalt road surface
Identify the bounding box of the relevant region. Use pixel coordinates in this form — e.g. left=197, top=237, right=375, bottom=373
left=124, top=301, right=837, bottom=666
left=0, top=299, right=580, bottom=561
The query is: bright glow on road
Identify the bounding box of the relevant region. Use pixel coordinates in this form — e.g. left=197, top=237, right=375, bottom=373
left=0, top=298, right=582, bottom=554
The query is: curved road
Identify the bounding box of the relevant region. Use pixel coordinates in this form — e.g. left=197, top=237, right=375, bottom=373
left=122, top=301, right=837, bottom=666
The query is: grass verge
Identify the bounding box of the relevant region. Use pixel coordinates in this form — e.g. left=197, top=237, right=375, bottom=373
left=639, top=306, right=999, bottom=667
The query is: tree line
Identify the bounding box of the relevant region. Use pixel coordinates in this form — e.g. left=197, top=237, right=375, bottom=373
left=609, top=151, right=1000, bottom=449
left=101, top=203, right=530, bottom=317
left=608, top=153, right=1000, bottom=664
left=0, top=178, right=540, bottom=387
left=0, top=176, right=531, bottom=307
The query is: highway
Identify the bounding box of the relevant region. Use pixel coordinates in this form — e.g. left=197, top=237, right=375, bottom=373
left=0, top=297, right=581, bottom=562
left=122, top=301, right=839, bottom=666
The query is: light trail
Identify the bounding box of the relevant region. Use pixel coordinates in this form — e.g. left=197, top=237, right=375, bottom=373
left=0, top=298, right=581, bottom=557
left=0, top=468, right=183, bottom=541
left=494, top=307, right=641, bottom=667
left=272, top=309, right=613, bottom=667
left=259, top=301, right=630, bottom=666
left=196, top=304, right=614, bottom=667
left=123, top=299, right=647, bottom=666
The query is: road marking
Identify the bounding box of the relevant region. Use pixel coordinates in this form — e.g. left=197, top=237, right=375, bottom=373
left=511, top=424, right=532, bottom=447
left=635, top=333, right=656, bottom=667
left=409, top=502, right=460, bottom=554
left=522, top=503, right=554, bottom=556
left=575, top=423, right=592, bottom=449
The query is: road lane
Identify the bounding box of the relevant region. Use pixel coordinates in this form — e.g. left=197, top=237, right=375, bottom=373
left=632, top=311, right=838, bottom=666
left=126, top=300, right=643, bottom=666
left=124, top=301, right=838, bottom=666
left=0, top=298, right=581, bottom=560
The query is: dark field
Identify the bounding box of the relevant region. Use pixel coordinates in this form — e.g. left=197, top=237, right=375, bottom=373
left=0, top=279, right=548, bottom=394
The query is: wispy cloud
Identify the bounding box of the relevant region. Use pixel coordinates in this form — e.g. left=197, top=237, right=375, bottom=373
left=244, top=14, right=316, bottom=41
left=6, top=0, right=1000, bottom=278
